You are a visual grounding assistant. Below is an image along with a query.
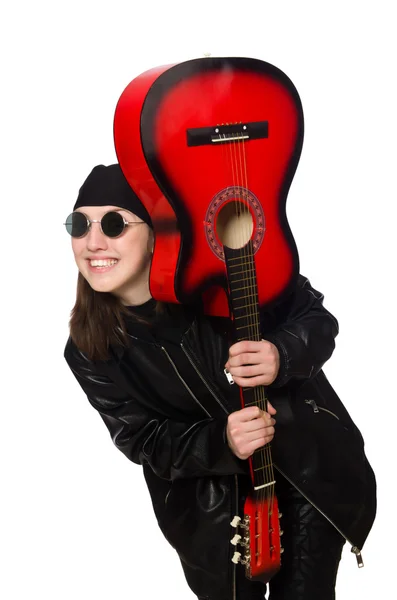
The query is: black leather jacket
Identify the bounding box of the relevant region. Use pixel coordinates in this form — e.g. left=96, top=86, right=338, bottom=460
left=64, top=275, right=376, bottom=600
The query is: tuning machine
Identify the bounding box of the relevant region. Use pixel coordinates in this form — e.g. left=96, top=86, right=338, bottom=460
left=230, top=515, right=241, bottom=528
left=230, top=534, right=241, bottom=546
left=232, top=551, right=250, bottom=566
left=230, top=514, right=249, bottom=530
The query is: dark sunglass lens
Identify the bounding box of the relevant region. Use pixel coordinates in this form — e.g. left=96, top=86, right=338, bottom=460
left=101, top=212, right=125, bottom=237
left=65, top=212, right=88, bottom=237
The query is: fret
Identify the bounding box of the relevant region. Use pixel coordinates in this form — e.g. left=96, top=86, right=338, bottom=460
left=235, top=321, right=260, bottom=330
left=228, top=259, right=255, bottom=267
left=227, top=276, right=256, bottom=284
left=228, top=268, right=256, bottom=277
left=232, top=304, right=259, bottom=312
left=252, top=457, right=273, bottom=473
left=232, top=280, right=256, bottom=297
left=234, top=315, right=260, bottom=322
left=232, top=298, right=258, bottom=316
left=237, top=336, right=262, bottom=344
left=229, top=275, right=256, bottom=283
left=228, top=261, right=249, bottom=267
left=234, top=318, right=260, bottom=324
left=242, top=399, right=267, bottom=406
left=228, top=256, right=255, bottom=264
left=228, top=257, right=255, bottom=265
left=254, top=443, right=272, bottom=453
left=229, top=264, right=256, bottom=273
left=254, top=463, right=274, bottom=471
left=231, top=290, right=259, bottom=298
left=227, top=254, right=254, bottom=262
left=231, top=301, right=260, bottom=311
left=252, top=448, right=275, bottom=488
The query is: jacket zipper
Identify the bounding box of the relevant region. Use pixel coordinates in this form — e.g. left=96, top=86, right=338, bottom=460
left=180, top=342, right=230, bottom=415
left=178, top=342, right=362, bottom=577
left=274, top=464, right=364, bottom=567
left=160, top=346, right=212, bottom=417
left=304, top=398, right=340, bottom=420
left=136, top=338, right=362, bottom=572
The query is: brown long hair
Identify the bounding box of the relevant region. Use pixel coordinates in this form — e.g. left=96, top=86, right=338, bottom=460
left=69, top=273, right=131, bottom=361
left=70, top=271, right=167, bottom=361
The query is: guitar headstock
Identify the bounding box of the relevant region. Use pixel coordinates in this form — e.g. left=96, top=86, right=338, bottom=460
left=230, top=494, right=282, bottom=582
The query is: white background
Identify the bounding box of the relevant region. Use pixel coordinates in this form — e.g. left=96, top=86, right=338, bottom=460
left=1, top=1, right=395, bottom=598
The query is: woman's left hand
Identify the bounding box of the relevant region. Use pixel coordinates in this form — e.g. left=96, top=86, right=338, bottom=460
left=225, top=340, right=280, bottom=387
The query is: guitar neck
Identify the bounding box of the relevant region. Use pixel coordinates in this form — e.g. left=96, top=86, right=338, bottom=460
left=224, top=243, right=274, bottom=490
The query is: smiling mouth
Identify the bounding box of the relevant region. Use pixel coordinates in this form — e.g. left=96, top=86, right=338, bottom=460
left=87, top=259, right=119, bottom=270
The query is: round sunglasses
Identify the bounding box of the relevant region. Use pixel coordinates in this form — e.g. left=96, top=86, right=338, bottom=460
left=64, top=211, right=145, bottom=238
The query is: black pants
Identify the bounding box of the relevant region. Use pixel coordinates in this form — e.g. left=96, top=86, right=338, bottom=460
left=200, top=474, right=345, bottom=600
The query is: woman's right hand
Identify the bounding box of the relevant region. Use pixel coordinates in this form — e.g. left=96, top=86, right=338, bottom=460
left=226, top=403, right=277, bottom=460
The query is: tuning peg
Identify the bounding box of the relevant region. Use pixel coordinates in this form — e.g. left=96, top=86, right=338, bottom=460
left=230, top=515, right=241, bottom=528
left=280, top=529, right=284, bottom=536
left=232, top=551, right=241, bottom=564
left=230, top=534, right=242, bottom=546
left=278, top=512, right=283, bottom=518
left=280, top=547, right=285, bottom=554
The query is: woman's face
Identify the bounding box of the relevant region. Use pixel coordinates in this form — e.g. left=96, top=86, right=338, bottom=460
left=71, top=205, right=153, bottom=305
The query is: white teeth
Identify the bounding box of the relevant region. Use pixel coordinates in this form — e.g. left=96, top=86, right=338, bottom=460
left=90, top=259, right=118, bottom=267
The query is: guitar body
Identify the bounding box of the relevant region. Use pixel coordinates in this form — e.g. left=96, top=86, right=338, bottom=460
left=114, top=56, right=303, bottom=315
left=114, top=62, right=181, bottom=304
left=114, top=56, right=304, bottom=582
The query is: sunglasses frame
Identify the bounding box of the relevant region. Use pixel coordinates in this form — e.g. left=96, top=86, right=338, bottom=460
left=64, top=210, right=146, bottom=238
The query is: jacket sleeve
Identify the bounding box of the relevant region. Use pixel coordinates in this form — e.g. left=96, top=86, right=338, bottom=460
left=263, top=274, right=339, bottom=388
left=64, top=340, right=249, bottom=482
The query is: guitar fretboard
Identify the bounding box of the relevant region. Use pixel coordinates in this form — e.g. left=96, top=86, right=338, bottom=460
left=225, top=243, right=261, bottom=343
left=224, top=242, right=274, bottom=492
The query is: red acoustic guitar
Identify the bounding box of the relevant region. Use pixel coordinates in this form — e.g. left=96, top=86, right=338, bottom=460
left=114, top=56, right=304, bottom=583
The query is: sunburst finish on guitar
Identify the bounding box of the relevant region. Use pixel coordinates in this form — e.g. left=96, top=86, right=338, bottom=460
left=114, top=56, right=304, bottom=583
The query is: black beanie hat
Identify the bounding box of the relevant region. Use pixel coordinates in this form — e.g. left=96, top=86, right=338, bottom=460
left=73, top=164, right=152, bottom=228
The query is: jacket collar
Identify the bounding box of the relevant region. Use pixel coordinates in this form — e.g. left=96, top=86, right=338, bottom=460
left=109, top=304, right=197, bottom=363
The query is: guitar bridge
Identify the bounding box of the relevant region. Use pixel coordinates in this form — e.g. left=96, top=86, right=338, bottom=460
left=186, top=121, right=268, bottom=147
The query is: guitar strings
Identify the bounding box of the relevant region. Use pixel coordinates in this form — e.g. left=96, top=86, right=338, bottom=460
left=238, top=122, right=276, bottom=544
left=239, top=129, right=270, bottom=508
left=220, top=120, right=277, bottom=564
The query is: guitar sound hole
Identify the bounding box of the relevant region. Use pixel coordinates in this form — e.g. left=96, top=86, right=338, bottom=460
left=216, top=200, right=253, bottom=249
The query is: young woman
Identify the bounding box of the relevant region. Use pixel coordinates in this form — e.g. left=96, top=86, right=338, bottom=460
left=64, top=163, right=376, bottom=600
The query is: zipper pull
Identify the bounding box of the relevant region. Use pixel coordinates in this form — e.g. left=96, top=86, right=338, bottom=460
left=351, top=546, right=364, bottom=568
left=304, top=398, right=319, bottom=413
left=224, top=368, right=235, bottom=385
